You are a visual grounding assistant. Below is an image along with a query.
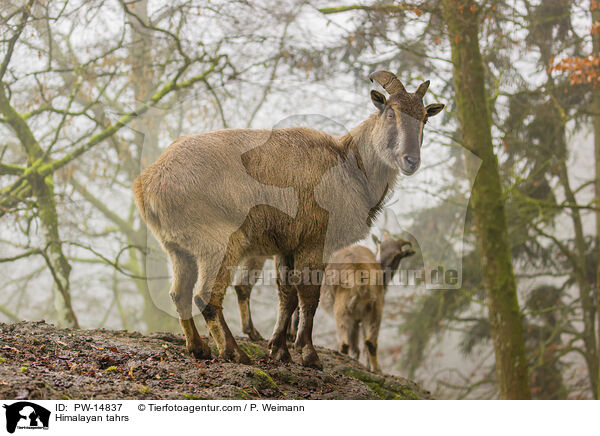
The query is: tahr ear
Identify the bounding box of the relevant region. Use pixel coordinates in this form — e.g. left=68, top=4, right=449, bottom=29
left=370, top=90, right=386, bottom=111
left=426, top=103, right=445, bottom=117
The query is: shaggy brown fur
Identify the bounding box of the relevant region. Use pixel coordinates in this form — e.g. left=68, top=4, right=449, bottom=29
left=132, top=71, right=443, bottom=368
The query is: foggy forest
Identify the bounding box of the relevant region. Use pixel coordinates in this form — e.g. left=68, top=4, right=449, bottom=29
left=1, top=0, right=599, bottom=401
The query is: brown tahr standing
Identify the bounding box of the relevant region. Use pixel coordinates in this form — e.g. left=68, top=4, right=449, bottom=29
left=132, top=71, right=444, bottom=368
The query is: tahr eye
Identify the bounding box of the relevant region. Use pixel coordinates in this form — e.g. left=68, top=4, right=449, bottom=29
left=386, top=110, right=394, bottom=119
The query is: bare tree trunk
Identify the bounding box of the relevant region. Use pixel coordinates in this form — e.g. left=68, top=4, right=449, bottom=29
left=127, top=0, right=179, bottom=333
left=441, top=0, right=531, bottom=399
left=30, top=174, right=80, bottom=328
left=557, top=161, right=598, bottom=396
left=0, top=84, right=79, bottom=328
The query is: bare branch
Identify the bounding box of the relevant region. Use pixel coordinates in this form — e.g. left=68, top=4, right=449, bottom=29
left=319, top=4, right=411, bottom=15
left=0, top=0, right=34, bottom=82
left=0, top=248, right=42, bottom=263
left=70, top=177, right=142, bottom=245
left=0, top=162, right=25, bottom=176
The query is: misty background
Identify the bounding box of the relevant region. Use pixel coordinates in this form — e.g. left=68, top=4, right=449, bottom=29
left=1, top=0, right=598, bottom=399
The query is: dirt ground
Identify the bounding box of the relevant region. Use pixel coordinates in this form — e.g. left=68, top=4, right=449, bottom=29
left=0, top=321, right=430, bottom=400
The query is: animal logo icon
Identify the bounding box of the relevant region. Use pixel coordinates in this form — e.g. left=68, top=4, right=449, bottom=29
left=2, top=402, right=50, bottom=433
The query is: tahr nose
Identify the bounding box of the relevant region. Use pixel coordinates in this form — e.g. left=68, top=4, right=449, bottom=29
left=403, top=155, right=419, bottom=170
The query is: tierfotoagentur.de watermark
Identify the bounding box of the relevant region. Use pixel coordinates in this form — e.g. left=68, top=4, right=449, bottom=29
left=228, top=265, right=460, bottom=289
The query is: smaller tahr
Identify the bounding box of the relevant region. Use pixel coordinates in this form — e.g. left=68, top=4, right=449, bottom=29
left=321, top=234, right=415, bottom=372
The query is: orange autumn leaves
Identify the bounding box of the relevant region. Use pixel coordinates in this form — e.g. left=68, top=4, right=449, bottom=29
left=550, top=55, right=600, bottom=87
left=550, top=2, right=600, bottom=86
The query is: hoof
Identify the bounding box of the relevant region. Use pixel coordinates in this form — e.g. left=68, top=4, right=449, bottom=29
left=301, top=347, right=323, bottom=369
left=270, top=346, right=292, bottom=363
left=244, top=328, right=264, bottom=342
left=187, top=339, right=211, bottom=360
left=221, top=347, right=252, bottom=364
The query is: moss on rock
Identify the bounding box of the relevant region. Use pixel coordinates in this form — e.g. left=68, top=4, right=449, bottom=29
left=342, top=367, right=420, bottom=400
left=240, top=342, right=267, bottom=360
left=250, top=369, right=278, bottom=391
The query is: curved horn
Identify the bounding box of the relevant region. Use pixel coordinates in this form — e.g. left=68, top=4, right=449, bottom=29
left=369, top=71, right=407, bottom=95
left=415, top=80, right=430, bottom=98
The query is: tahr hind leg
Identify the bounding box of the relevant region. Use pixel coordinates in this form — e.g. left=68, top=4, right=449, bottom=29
left=194, top=243, right=250, bottom=364
left=167, top=247, right=211, bottom=359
